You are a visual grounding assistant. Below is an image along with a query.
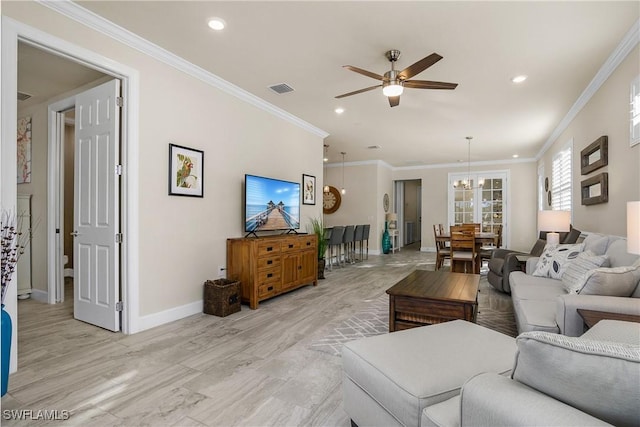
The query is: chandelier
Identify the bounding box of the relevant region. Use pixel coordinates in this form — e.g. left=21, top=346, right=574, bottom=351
left=453, top=136, right=484, bottom=190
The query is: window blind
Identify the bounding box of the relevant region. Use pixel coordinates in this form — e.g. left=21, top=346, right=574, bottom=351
left=552, top=147, right=572, bottom=211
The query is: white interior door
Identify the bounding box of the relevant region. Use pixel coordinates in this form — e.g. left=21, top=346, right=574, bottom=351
left=73, top=79, right=121, bottom=331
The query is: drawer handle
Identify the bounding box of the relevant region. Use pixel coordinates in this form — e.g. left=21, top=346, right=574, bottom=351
left=306, top=242, right=311, bottom=246
left=267, top=246, right=273, bottom=251
left=267, top=286, right=273, bottom=291
left=267, top=260, right=273, bottom=265
left=288, top=244, right=294, bottom=248
left=267, top=273, right=273, bottom=278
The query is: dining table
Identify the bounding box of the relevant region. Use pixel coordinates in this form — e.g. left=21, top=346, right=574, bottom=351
left=436, top=232, right=497, bottom=274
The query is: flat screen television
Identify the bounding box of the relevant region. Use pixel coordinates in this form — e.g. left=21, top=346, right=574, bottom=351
left=244, top=174, right=300, bottom=233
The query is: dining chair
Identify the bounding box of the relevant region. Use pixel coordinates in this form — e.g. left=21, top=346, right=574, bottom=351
left=463, top=223, right=481, bottom=232
left=480, top=224, right=502, bottom=266
left=433, top=224, right=450, bottom=270
left=450, top=224, right=478, bottom=274
left=327, top=226, right=345, bottom=270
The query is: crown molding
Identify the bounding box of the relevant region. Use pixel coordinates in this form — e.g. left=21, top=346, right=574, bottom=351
left=393, top=157, right=537, bottom=172
left=536, top=18, right=640, bottom=159
left=36, top=0, right=329, bottom=139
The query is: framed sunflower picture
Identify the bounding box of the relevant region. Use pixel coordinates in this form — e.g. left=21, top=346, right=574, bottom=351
left=168, top=143, right=204, bottom=197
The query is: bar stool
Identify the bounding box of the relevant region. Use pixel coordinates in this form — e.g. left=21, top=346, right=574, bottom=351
left=327, top=226, right=345, bottom=270
left=342, top=225, right=356, bottom=265
left=354, top=225, right=364, bottom=261
left=362, top=224, right=370, bottom=260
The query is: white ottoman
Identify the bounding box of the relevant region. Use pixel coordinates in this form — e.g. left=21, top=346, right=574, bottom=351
left=342, top=320, right=517, bottom=427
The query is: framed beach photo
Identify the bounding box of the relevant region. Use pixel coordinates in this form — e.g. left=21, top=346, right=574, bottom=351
left=168, top=143, right=204, bottom=197
left=302, top=174, right=316, bottom=205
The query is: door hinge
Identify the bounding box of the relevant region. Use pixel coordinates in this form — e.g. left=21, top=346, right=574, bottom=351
left=116, top=164, right=123, bottom=175
left=115, top=301, right=123, bottom=312
left=116, top=233, right=123, bottom=243
left=116, top=96, right=124, bottom=107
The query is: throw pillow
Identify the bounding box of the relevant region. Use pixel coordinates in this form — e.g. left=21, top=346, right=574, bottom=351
left=561, top=250, right=610, bottom=293
left=532, top=243, right=585, bottom=278
left=561, top=226, right=581, bottom=244
left=583, top=235, right=609, bottom=256
left=579, top=265, right=640, bottom=296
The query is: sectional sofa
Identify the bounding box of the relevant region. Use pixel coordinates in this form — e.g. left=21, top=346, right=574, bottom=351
left=509, top=232, right=640, bottom=336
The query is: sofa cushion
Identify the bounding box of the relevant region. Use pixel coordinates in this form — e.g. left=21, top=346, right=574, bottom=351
left=509, top=272, right=567, bottom=301
left=579, top=265, right=640, bottom=297
left=341, top=320, right=516, bottom=427
left=421, top=395, right=460, bottom=427
left=582, top=319, right=640, bottom=345
left=561, top=250, right=610, bottom=294
left=582, top=234, right=610, bottom=256
left=532, top=243, right=584, bottom=279
left=562, top=226, right=581, bottom=244
left=515, top=300, right=559, bottom=333
left=512, top=328, right=640, bottom=427
left=606, top=238, right=640, bottom=268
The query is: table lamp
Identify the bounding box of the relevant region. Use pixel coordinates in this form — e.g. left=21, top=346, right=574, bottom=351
left=628, top=201, right=640, bottom=255
left=386, top=213, right=398, bottom=230
left=538, top=210, right=571, bottom=246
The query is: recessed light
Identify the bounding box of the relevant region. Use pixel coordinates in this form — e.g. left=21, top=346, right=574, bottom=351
left=335, top=107, right=345, bottom=114
left=207, top=17, right=226, bottom=31
left=511, top=75, right=527, bottom=83
left=512, top=154, right=519, bottom=158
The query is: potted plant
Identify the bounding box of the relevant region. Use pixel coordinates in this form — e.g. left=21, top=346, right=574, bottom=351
left=308, top=217, right=328, bottom=279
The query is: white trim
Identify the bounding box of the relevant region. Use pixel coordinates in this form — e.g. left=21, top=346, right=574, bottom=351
left=64, top=268, right=74, bottom=278
left=137, top=300, right=203, bottom=332
left=2, top=17, right=141, bottom=336
left=30, top=289, right=49, bottom=303
left=325, top=157, right=536, bottom=170
left=36, top=0, right=329, bottom=140
left=537, top=19, right=640, bottom=159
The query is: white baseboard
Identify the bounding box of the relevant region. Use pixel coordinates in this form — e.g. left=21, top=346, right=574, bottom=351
left=30, top=289, right=49, bottom=303
left=64, top=268, right=74, bottom=278
left=137, top=300, right=203, bottom=332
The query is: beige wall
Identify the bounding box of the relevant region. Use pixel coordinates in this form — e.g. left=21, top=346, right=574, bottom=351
left=539, top=46, right=640, bottom=236
left=5, top=2, right=325, bottom=318
left=393, top=161, right=538, bottom=252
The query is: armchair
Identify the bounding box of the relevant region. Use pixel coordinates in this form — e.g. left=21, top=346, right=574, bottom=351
left=487, top=227, right=581, bottom=293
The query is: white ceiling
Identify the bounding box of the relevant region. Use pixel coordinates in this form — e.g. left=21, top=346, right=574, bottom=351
left=53, top=1, right=640, bottom=165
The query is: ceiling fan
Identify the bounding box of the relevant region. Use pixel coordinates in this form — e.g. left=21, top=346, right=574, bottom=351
left=335, top=50, right=458, bottom=107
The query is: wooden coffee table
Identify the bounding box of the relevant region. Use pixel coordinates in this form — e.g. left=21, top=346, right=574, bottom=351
left=386, top=270, right=480, bottom=332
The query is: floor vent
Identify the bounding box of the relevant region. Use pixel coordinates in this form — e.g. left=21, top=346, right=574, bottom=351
left=17, top=91, right=32, bottom=101
left=269, top=83, right=294, bottom=94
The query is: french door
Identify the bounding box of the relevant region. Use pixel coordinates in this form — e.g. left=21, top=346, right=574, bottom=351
left=448, top=172, right=508, bottom=243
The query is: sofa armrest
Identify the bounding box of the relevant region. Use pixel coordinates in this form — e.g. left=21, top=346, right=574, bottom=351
left=491, top=248, right=523, bottom=260
left=460, top=373, right=612, bottom=427
left=525, top=256, right=540, bottom=274
left=556, top=294, right=640, bottom=337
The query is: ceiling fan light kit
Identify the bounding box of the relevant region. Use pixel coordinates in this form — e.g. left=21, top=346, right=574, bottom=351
left=336, top=49, right=458, bottom=107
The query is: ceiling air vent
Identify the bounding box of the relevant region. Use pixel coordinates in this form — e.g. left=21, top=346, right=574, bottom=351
left=17, top=92, right=32, bottom=101
left=367, top=145, right=382, bottom=149
left=268, top=83, right=294, bottom=94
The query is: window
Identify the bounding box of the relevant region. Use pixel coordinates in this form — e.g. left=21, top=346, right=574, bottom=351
left=631, top=75, right=640, bottom=146
left=551, top=142, right=572, bottom=211
left=538, top=164, right=545, bottom=211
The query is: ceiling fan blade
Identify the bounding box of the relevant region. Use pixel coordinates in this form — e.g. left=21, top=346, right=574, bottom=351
left=335, top=84, right=382, bottom=99
left=343, top=65, right=385, bottom=81
left=403, top=80, right=458, bottom=90
left=388, top=96, right=400, bottom=107
left=398, top=53, right=443, bottom=80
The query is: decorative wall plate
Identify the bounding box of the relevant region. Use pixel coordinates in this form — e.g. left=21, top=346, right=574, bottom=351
left=383, top=193, right=390, bottom=212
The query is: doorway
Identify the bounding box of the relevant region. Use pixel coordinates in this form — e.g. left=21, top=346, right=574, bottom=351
left=393, top=179, right=422, bottom=250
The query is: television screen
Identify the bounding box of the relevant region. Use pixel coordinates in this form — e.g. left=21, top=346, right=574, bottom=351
left=245, top=174, right=300, bottom=232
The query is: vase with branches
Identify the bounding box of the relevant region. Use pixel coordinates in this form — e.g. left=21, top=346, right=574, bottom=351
left=1, top=210, right=30, bottom=304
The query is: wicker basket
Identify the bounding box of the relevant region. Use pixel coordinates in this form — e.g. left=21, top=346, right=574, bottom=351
left=203, top=279, right=241, bottom=317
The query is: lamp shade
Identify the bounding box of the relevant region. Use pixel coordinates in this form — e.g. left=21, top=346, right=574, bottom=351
left=628, top=201, right=640, bottom=255
left=537, top=210, right=571, bottom=232
left=386, top=213, right=398, bottom=229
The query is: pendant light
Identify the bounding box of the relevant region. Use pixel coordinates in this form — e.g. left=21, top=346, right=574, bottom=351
left=453, top=137, right=484, bottom=189
left=340, top=151, right=347, bottom=195
left=323, top=144, right=330, bottom=193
